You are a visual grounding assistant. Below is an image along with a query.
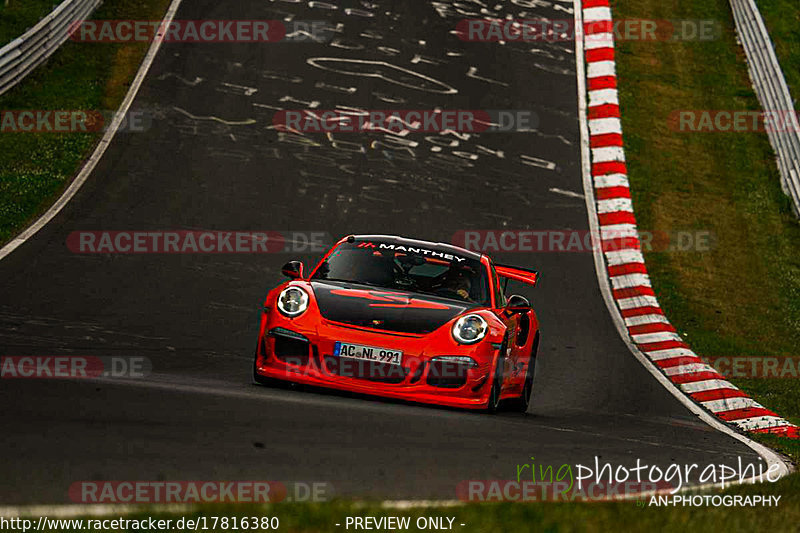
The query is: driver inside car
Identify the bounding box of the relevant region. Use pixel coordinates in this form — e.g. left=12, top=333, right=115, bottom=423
left=436, top=267, right=473, bottom=301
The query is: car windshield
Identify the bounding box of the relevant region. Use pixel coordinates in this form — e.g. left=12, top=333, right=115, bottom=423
left=311, top=242, right=490, bottom=305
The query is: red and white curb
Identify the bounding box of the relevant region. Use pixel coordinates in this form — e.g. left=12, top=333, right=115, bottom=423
left=579, top=0, right=798, bottom=440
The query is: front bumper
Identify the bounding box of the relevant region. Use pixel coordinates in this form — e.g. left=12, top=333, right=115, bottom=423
left=254, top=314, right=500, bottom=409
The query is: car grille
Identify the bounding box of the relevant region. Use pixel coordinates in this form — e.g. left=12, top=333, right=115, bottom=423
left=272, top=333, right=310, bottom=366
left=426, top=360, right=469, bottom=388
left=321, top=355, right=408, bottom=384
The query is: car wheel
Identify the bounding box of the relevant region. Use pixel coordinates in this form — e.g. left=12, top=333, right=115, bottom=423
left=508, top=334, right=539, bottom=413
left=485, top=341, right=507, bottom=414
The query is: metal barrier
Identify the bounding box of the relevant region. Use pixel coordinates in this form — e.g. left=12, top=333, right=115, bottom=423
left=0, top=0, right=101, bottom=97
left=729, top=0, right=800, bottom=217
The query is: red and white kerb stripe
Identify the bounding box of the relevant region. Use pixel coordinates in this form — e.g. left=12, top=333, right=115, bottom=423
left=581, top=0, right=798, bottom=439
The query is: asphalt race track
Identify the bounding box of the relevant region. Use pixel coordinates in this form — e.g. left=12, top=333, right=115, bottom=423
left=0, top=0, right=767, bottom=503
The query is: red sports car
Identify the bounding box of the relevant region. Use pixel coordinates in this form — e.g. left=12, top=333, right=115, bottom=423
left=253, top=235, right=540, bottom=412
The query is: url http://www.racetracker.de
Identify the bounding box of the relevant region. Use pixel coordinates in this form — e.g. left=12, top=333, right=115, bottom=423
left=0, top=515, right=280, bottom=532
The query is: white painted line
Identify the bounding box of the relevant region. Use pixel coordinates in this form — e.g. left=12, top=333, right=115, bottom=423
left=596, top=197, right=634, bottom=213
left=604, top=249, right=645, bottom=267
left=703, top=397, right=764, bottom=413
left=663, top=363, right=717, bottom=377
left=585, top=33, right=615, bottom=49
left=588, top=88, right=619, bottom=106
left=624, top=314, right=670, bottom=327
left=680, top=380, right=739, bottom=394
left=591, top=145, right=626, bottom=162
left=731, top=417, right=792, bottom=431
left=589, top=117, right=622, bottom=135
left=631, top=331, right=683, bottom=344
left=575, top=0, right=793, bottom=481
left=583, top=7, right=612, bottom=21
left=595, top=173, right=629, bottom=188
left=600, top=223, right=638, bottom=239
left=645, top=348, right=697, bottom=361
left=610, top=273, right=651, bottom=290
left=0, top=0, right=186, bottom=263
left=549, top=187, right=585, bottom=199
left=587, top=60, right=616, bottom=78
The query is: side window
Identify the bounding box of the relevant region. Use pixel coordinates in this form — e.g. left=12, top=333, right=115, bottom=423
left=491, top=265, right=506, bottom=307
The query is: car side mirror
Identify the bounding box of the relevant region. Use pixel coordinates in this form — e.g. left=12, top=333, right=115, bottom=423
left=506, top=294, right=531, bottom=314
left=281, top=260, right=304, bottom=279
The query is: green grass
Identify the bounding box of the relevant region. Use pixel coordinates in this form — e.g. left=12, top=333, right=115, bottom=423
left=25, top=474, right=800, bottom=532
left=613, top=0, right=800, bottom=460
left=756, top=0, right=800, bottom=105
left=0, top=0, right=171, bottom=245
left=0, top=0, right=59, bottom=46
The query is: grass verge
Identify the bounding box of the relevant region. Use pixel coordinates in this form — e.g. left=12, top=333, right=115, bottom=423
left=0, top=0, right=58, bottom=47
left=756, top=0, right=800, bottom=104
left=0, top=0, right=171, bottom=245
left=613, top=0, right=800, bottom=462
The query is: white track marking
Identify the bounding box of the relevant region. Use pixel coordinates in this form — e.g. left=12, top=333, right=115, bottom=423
left=662, top=363, right=717, bottom=377
left=680, top=380, right=740, bottom=394
left=595, top=173, right=629, bottom=187
left=588, top=117, right=622, bottom=135
left=610, top=274, right=652, bottom=291
left=588, top=88, right=619, bottom=106
left=604, top=249, right=646, bottom=266
left=596, top=198, right=634, bottom=213
left=548, top=187, right=585, bottom=199
left=591, top=145, right=626, bottom=162
left=703, top=398, right=764, bottom=413
left=732, top=417, right=792, bottom=431
left=600, top=224, right=638, bottom=238
left=587, top=60, right=616, bottom=78
left=624, top=314, right=670, bottom=327
left=645, top=348, right=697, bottom=361
left=631, top=331, right=683, bottom=344
left=0, top=0, right=186, bottom=262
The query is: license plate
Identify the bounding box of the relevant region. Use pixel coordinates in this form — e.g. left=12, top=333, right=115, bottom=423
left=333, top=342, right=403, bottom=365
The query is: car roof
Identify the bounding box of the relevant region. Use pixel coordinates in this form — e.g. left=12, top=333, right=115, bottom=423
left=348, top=234, right=484, bottom=262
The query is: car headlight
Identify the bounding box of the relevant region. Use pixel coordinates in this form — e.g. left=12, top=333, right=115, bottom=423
left=277, top=286, right=309, bottom=317
left=452, top=314, right=488, bottom=344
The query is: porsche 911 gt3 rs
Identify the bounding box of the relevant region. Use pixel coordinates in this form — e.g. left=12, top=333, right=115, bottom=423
left=253, top=235, right=540, bottom=412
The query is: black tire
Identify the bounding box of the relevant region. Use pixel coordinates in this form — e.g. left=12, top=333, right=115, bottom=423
left=485, top=339, right=507, bottom=414
left=507, top=334, right=539, bottom=413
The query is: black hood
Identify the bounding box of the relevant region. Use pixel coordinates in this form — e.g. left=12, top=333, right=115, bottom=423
left=311, top=281, right=474, bottom=334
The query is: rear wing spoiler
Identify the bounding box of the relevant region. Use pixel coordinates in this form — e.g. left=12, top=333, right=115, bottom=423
left=495, top=263, right=539, bottom=287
